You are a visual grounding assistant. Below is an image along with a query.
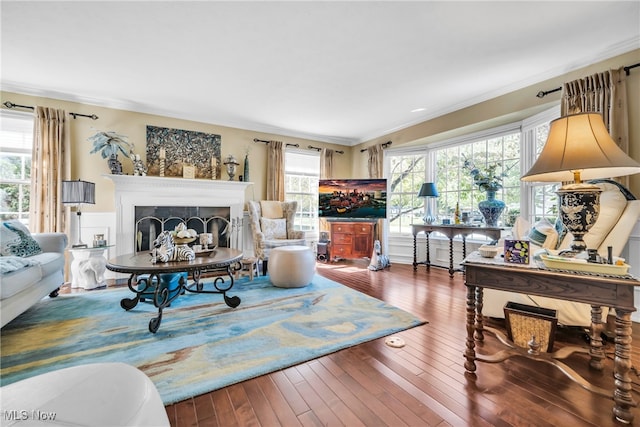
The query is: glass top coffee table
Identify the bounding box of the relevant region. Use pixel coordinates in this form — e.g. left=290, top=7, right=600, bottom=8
left=106, top=248, right=243, bottom=333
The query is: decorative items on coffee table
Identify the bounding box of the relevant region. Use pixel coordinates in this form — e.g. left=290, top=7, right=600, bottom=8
left=463, top=155, right=510, bottom=226
left=150, top=223, right=197, bottom=263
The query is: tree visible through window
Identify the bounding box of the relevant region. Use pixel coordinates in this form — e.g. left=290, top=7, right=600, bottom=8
left=284, top=149, right=319, bottom=233
left=386, top=106, right=560, bottom=235
left=0, top=111, right=33, bottom=223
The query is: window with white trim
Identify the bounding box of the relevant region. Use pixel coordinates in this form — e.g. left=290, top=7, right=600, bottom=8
left=0, top=110, right=33, bottom=224
left=386, top=106, right=560, bottom=235
left=284, top=149, right=320, bottom=233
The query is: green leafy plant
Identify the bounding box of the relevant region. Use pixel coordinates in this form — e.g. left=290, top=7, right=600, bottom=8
left=88, top=131, right=133, bottom=159
left=462, top=155, right=510, bottom=192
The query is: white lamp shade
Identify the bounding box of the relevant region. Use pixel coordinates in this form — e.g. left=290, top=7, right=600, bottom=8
left=521, top=113, right=640, bottom=182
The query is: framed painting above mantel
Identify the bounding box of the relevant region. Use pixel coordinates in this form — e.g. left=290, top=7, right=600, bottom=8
left=146, top=125, right=222, bottom=179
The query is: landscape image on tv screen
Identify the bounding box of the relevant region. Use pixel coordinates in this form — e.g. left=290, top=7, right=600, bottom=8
left=318, top=179, right=387, bottom=219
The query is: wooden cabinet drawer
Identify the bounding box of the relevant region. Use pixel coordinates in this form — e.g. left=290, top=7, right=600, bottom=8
left=354, top=224, right=373, bottom=235
left=332, top=223, right=354, bottom=233
left=332, top=233, right=352, bottom=244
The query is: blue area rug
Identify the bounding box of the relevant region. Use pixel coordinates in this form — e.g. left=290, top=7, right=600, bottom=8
left=0, top=274, right=425, bottom=404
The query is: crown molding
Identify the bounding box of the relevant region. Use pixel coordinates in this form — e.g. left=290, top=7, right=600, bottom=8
left=1, top=82, right=359, bottom=146
left=3, top=37, right=637, bottom=148
left=358, top=38, right=640, bottom=143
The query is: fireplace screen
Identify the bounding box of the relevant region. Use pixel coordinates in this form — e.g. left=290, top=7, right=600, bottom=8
left=134, top=206, right=233, bottom=252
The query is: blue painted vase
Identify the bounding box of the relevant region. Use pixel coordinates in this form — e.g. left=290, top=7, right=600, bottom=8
left=478, top=190, right=505, bottom=227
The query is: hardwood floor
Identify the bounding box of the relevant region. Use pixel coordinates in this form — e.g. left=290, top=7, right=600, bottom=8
left=161, top=260, right=639, bottom=427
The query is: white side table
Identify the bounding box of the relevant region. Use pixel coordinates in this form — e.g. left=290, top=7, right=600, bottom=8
left=69, top=246, right=111, bottom=290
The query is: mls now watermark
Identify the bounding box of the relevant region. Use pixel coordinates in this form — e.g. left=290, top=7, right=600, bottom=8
left=4, top=410, right=57, bottom=422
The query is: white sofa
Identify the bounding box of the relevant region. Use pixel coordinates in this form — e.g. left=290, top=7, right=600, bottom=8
left=483, top=180, right=640, bottom=327
left=1, top=233, right=67, bottom=328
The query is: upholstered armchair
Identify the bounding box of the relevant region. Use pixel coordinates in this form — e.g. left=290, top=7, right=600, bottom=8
left=247, top=200, right=306, bottom=275
left=483, top=179, right=640, bottom=327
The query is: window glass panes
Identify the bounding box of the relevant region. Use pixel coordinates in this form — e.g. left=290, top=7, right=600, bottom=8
left=388, top=155, right=425, bottom=233
left=386, top=106, right=559, bottom=235
left=0, top=111, right=33, bottom=222
left=284, top=150, right=320, bottom=232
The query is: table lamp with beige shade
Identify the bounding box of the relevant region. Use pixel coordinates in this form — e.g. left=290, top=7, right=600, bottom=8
left=521, top=112, right=640, bottom=256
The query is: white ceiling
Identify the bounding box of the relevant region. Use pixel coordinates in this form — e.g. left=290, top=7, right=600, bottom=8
left=2, top=1, right=639, bottom=146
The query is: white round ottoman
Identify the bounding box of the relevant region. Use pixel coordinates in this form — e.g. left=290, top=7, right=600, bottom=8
left=268, top=245, right=316, bottom=288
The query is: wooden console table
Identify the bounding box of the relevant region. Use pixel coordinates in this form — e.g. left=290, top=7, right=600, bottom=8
left=412, top=224, right=502, bottom=277
left=462, top=253, right=639, bottom=424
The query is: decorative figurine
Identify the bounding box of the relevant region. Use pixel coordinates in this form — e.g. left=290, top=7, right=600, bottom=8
left=223, top=154, right=240, bottom=181
left=132, top=154, right=147, bottom=176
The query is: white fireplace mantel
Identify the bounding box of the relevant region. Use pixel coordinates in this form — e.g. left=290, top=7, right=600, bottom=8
left=104, top=174, right=252, bottom=257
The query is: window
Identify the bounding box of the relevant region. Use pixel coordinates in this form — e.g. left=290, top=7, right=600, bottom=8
left=284, top=149, right=320, bottom=233
left=386, top=106, right=560, bottom=235
left=521, top=108, right=562, bottom=224
left=0, top=110, right=33, bottom=223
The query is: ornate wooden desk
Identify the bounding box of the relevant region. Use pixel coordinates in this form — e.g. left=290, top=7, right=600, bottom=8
left=412, top=224, right=502, bottom=277
left=462, top=253, right=639, bottom=424
left=106, top=248, right=243, bottom=333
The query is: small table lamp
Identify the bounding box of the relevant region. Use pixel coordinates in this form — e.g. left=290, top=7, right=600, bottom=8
left=418, top=182, right=439, bottom=224
left=62, top=180, right=96, bottom=248
left=521, top=112, right=640, bottom=256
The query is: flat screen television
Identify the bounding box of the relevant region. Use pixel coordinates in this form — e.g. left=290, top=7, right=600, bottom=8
left=318, top=179, right=387, bottom=219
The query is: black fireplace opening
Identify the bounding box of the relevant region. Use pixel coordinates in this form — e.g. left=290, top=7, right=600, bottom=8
left=134, top=206, right=231, bottom=252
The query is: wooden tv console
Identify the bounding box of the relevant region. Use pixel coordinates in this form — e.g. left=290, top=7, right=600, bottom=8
left=329, top=220, right=376, bottom=260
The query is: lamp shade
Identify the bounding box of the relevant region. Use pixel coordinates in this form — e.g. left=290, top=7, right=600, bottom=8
left=62, top=180, right=95, bottom=205
left=521, top=113, right=640, bottom=183
left=418, top=182, right=439, bottom=198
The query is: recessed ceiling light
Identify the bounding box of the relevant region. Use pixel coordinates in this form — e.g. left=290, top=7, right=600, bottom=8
left=411, top=108, right=426, bottom=113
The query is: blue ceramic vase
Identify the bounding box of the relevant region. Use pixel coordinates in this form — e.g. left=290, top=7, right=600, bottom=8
left=478, top=190, right=505, bottom=227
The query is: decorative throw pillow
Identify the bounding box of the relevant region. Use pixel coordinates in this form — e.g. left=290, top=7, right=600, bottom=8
left=581, top=181, right=628, bottom=250
left=260, top=218, right=287, bottom=240
left=554, top=216, right=567, bottom=250
left=527, top=218, right=558, bottom=249
left=260, top=201, right=284, bottom=219
left=0, top=220, right=42, bottom=257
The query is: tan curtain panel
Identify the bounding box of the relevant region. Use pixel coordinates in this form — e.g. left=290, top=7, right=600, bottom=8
left=365, top=144, right=385, bottom=247
left=30, top=107, right=70, bottom=233
left=367, top=144, right=384, bottom=179
left=561, top=67, right=629, bottom=155
left=266, top=140, right=285, bottom=201
left=320, top=148, right=334, bottom=179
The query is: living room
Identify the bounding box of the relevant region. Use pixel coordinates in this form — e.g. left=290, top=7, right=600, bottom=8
left=2, top=2, right=640, bottom=426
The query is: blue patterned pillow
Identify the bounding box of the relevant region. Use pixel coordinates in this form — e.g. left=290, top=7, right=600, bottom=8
left=527, top=218, right=558, bottom=249
left=0, top=220, right=42, bottom=257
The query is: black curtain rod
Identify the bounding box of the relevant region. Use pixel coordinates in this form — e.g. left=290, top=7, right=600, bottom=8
left=536, top=61, right=640, bottom=98
left=3, top=101, right=99, bottom=120
left=308, top=145, right=344, bottom=154
left=253, top=139, right=298, bottom=148
left=360, top=141, right=392, bottom=153
left=253, top=138, right=342, bottom=153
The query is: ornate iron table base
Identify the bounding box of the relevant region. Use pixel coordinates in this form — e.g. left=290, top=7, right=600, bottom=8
left=107, top=248, right=244, bottom=333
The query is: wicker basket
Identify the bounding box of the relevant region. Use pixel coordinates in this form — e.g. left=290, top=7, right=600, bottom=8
left=504, top=302, right=557, bottom=353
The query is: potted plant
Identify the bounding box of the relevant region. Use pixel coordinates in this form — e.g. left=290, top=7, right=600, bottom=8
left=88, top=131, right=133, bottom=174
